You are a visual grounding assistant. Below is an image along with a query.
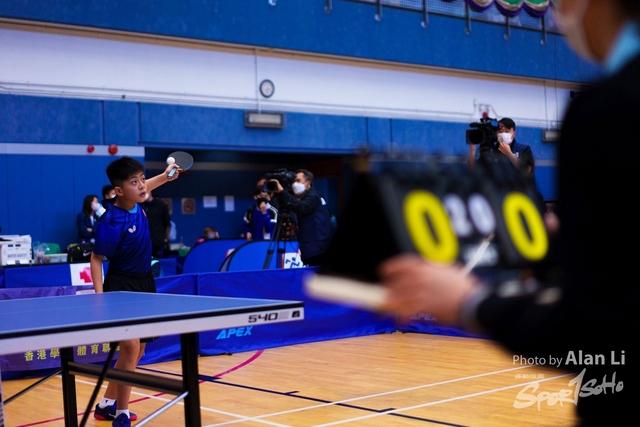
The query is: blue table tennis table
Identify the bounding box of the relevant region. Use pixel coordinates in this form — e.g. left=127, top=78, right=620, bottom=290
left=0, top=292, right=304, bottom=427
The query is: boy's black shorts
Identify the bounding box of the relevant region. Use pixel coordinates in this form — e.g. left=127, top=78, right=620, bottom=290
left=104, top=268, right=156, bottom=293
left=104, top=268, right=156, bottom=342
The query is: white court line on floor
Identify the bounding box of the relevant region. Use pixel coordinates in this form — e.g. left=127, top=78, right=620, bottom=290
left=203, top=364, right=542, bottom=427
left=73, top=378, right=292, bottom=427
left=74, top=364, right=567, bottom=427
left=311, top=373, right=575, bottom=427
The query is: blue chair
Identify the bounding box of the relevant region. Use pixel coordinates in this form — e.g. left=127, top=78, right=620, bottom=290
left=182, top=239, right=246, bottom=274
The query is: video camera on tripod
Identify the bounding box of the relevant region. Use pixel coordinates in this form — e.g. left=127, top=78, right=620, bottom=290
left=261, top=168, right=300, bottom=269
left=466, top=116, right=501, bottom=162
left=263, top=168, right=296, bottom=192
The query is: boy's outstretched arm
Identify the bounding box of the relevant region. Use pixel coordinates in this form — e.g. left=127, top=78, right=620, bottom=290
left=90, top=252, right=105, bottom=293
left=146, top=163, right=180, bottom=192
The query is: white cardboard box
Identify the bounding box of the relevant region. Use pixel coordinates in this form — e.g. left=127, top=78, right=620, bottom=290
left=0, top=235, right=33, bottom=266
left=0, top=235, right=32, bottom=246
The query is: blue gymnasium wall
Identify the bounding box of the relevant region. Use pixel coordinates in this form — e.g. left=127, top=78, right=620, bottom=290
left=1, top=93, right=557, bottom=249
left=0, top=0, right=568, bottom=248
left=139, top=103, right=367, bottom=153
left=0, top=0, right=600, bottom=82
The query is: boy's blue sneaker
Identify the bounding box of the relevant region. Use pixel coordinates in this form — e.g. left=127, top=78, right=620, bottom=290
left=94, top=403, right=137, bottom=421
left=112, top=413, right=131, bottom=427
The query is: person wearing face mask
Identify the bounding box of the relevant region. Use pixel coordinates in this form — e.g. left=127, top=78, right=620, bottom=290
left=94, top=202, right=106, bottom=218
left=76, top=194, right=101, bottom=244
left=271, top=169, right=334, bottom=267
left=241, top=186, right=278, bottom=241
left=377, top=0, right=640, bottom=425
left=243, top=198, right=276, bottom=241
left=101, top=184, right=117, bottom=209
left=467, top=117, right=535, bottom=174
left=141, top=189, right=171, bottom=259
left=191, top=226, right=220, bottom=249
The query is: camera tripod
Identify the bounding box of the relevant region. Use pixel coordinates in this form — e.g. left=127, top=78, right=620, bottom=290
left=262, top=211, right=299, bottom=269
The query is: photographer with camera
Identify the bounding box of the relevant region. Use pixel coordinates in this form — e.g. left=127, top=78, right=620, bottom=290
left=270, top=169, right=334, bottom=267
left=467, top=117, right=535, bottom=174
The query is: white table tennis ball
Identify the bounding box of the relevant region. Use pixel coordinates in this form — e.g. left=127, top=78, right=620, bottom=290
left=167, top=156, right=176, bottom=165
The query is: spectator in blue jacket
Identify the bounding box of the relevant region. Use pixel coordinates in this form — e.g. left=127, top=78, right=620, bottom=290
left=242, top=198, right=275, bottom=241
left=76, top=194, right=100, bottom=244
left=241, top=186, right=277, bottom=241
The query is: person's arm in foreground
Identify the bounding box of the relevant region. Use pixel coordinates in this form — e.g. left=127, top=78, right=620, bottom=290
left=378, top=254, right=478, bottom=325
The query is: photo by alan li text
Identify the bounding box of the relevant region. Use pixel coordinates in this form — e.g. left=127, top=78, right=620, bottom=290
left=513, top=350, right=625, bottom=369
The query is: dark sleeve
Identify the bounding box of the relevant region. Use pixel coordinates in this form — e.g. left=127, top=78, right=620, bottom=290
left=161, top=202, right=171, bottom=229
left=101, top=198, right=115, bottom=208
left=470, top=273, right=638, bottom=376
left=268, top=195, right=280, bottom=211
left=279, top=190, right=319, bottom=215
left=241, top=206, right=253, bottom=234
left=519, top=146, right=534, bottom=170
left=471, top=281, right=580, bottom=360
left=76, top=213, right=93, bottom=239
left=288, top=211, right=298, bottom=226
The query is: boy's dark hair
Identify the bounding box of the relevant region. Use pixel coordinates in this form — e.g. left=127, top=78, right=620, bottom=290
left=106, top=156, right=144, bottom=187
left=296, top=169, right=314, bottom=186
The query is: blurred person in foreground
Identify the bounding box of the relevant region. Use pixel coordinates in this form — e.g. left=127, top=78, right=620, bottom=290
left=378, top=0, right=640, bottom=425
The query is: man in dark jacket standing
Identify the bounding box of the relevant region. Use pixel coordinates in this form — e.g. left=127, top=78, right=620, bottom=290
left=142, top=190, right=171, bottom=259
left=467, top=117, right=535, bottom=174
left=271, top=169, right=333, bottom=267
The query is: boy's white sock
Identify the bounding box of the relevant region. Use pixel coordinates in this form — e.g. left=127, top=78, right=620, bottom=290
left=115, top=410, right=130, bottom=418
left=99, top=398, right=116, bottom=408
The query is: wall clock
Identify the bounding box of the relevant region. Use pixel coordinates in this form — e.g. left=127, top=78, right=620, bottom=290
left=259, top=79, right=275, bottom=98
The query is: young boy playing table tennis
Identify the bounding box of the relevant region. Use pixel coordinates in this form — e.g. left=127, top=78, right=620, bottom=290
left=90, top=156, right=180, bottom=427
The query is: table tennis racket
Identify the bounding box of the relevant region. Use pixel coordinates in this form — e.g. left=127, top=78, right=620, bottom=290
left=167, top=151, right=193, bottom=179
left=305, top=234, right=496, bottom=311
left=304, top=274, right=388, bottom=311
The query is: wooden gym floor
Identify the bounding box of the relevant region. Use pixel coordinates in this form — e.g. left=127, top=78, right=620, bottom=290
left=2, top=332, right=577, bottom=426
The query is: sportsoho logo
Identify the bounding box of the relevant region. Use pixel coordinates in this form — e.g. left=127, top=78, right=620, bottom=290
left=513, top=351, right=625, bottom=409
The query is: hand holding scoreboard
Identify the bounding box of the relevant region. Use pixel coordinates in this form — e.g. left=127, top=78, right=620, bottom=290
left=305, top=161, right=550, bottom=308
